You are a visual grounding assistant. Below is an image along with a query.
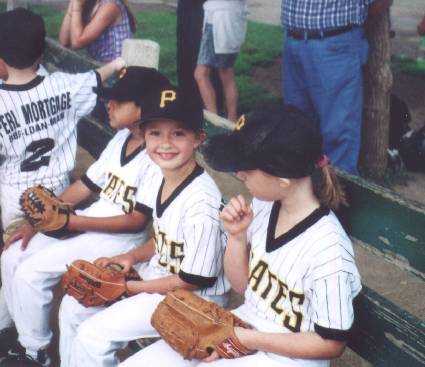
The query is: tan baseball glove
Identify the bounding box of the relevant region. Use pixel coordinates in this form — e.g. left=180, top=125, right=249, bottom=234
left=151, top=289, right=255, bottom=360
left=61, top=259, right=141, bottom=307
left=19, top=185, right=74, bottom=238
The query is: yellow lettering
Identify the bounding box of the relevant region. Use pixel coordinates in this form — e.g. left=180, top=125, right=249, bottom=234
left=160, top=90, right=177, bottom=108
left=248, top=260, right=268, bottom=291
left=235, top=115, right=246, bottom=131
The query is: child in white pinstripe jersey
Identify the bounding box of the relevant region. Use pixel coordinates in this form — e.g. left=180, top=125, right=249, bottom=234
left=59, top=86, right=230, bottom=367
left=122, top=104, right=362, bottom=367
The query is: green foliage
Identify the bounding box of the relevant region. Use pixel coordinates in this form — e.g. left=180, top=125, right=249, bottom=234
left=28, top=4, right=65, bottom=40
left=391, top=54, right=425, bottom=77
left=29, top=6, right=282, bottom=111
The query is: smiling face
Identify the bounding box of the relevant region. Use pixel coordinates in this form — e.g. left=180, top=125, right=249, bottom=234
left=107, top=99, right=141, bottom=130
left=144, top=119, right=201, bottom=173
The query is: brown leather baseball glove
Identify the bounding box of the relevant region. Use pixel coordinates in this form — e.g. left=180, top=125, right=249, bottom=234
left=151, top=289, right=255, bottom=360
left=61, top=259, right=141, bottom=307
left=19, top=185, right=74, bottom=238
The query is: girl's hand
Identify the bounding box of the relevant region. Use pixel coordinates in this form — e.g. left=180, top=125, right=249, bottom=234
left=4, top=223, right=36, bottom=250
left=221, top=195, right=253, bottom=238
left=94, top=253, right=135, bottom=273
left=234, top=326, right=256, bottom=351
left=202, top=326, right=257, bottom=362
left=113, top=57, right=126, bottom=72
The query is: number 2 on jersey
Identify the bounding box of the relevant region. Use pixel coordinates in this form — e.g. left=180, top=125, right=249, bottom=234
left=20, top=138, right=55, bottom=172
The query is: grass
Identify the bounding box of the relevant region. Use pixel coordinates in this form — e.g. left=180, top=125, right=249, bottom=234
left=23, top=4, right=282, bottom=113
left=391, top=54, right=425, bottom=77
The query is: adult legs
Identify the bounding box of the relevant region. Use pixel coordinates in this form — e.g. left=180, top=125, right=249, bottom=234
left=307, top=29, right=367, bottom=175
left=195, top=64, right=218, bottom=114
left=218, top=67, right=238, bottom=121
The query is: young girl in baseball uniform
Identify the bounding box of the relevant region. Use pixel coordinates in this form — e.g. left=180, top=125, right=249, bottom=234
left=59, top=86, right=229, bottom=367
left=122, top=103, right=361, bottom=367
left=0, top=67, right=170, bottom=366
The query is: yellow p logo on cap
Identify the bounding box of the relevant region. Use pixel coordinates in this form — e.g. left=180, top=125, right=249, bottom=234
left=160, top=90, right=177, bottom=108
left=235, top=115, right=246, bottom=131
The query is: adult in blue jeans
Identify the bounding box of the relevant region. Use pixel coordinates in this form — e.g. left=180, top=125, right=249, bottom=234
left=281, top=0, right=390, bottom=175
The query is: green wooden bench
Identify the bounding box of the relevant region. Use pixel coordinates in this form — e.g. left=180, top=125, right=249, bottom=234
left=44, top=38, right=425, bottom=367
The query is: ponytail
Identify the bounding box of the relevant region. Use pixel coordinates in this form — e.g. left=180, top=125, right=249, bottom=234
left=311, top=165, right=347, bottom=210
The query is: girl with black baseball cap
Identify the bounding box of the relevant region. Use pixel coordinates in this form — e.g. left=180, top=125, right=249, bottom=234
left=197, top=103, right=362, bottom=366
left=122, top=104, right=362, bottom=367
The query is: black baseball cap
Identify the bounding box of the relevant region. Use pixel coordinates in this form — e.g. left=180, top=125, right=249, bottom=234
left=201, top=104, right=323, bottom=178
left=0, top=8, right=45, bottom=68
left=94, top=66, right=171, bottom=105
left=139, top=86, right=204, bottom=132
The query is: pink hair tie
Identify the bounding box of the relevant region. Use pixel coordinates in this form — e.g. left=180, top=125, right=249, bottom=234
left=316, top=155, right=329, bottom=168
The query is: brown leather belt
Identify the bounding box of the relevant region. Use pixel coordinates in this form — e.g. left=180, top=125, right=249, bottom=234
left=287, top=25, right=352, bottom=40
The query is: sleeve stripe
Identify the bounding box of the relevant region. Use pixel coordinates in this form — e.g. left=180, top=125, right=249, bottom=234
left=314, top=323, right=351, bottom=341
left=135, top=202, right=153, bottom=217
left=81, top=174, right=102, bottom=193
left=178, top=270, right=217, bottom=288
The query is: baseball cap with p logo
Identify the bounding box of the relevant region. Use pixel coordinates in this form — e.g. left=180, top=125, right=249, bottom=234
left=94, top=66, right=171, bottom=105
left=139, top=86, right=203, bottom=132
left=201, top=104, right=324, bottom=178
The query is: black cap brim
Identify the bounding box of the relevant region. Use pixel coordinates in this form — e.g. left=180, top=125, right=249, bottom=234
left=201, top=134, right=257, bottom=173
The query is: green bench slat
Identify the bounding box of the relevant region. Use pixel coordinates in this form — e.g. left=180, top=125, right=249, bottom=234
left=350, top=286, right=425, bottom=366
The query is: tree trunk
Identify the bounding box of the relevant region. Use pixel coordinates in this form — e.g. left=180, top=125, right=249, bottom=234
left=359, top=9, right=392, bottom=179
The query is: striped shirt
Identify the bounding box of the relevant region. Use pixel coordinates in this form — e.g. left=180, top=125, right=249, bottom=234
left=234, top=198, right=361, bottom=366
left=141, top=164, right=230, bottom=301
left=0, top=70, right=99, bottom=191
left=281, top=0, right=375, bottom=31
left=87, top=0, right=132, bottom=62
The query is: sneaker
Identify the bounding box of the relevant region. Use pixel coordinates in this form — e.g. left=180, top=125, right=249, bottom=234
left=0, top=327, right=18, bottom=358
left=0, top=343, right=50, bottom=367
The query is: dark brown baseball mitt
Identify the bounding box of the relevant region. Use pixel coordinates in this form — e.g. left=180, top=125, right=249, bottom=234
left=151, top=289, right=255, bottom=360
left=19, top=185, right=74, bottom=238
left=62, top=259, right=141, bottom=307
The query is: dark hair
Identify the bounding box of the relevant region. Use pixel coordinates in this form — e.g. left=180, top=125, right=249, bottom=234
left=82, top=0, right=137, bottom=33
left=0, top=8, right=45, bottom=69
left=311, top=165, right=347, bottom=210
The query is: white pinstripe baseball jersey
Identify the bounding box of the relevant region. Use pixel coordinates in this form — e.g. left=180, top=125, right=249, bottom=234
left=80, top=129, right=160, bottom=219
left=0, top=70, right=100, bottom=190
left=234, top=198, right=361, bottom=366
left=140, top=164, right=230, bottom=299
